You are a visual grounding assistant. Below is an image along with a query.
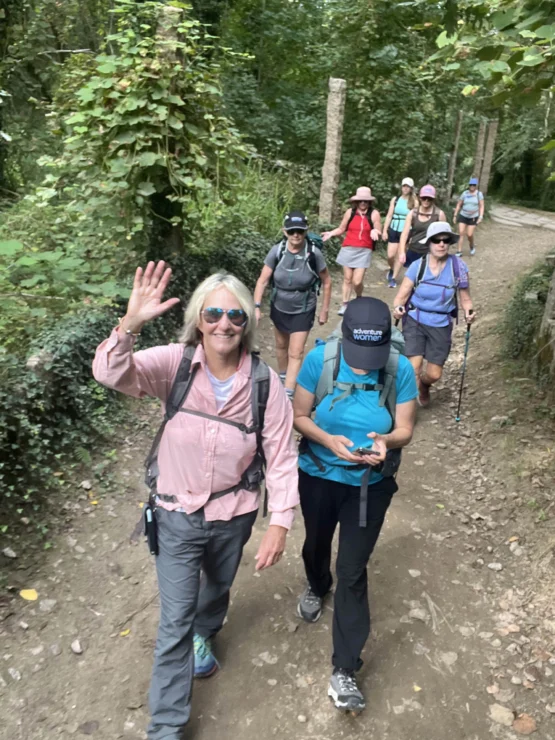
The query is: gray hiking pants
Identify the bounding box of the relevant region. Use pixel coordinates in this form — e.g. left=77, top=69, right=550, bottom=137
left=148, top=506, right=257, bottom=740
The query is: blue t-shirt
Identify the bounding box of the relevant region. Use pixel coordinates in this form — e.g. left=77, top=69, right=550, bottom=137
left=406, top=256, right=469, bottom=328
left=297, top=345, right=418, bottom=486
left=460, top=189, right=484, bottom=218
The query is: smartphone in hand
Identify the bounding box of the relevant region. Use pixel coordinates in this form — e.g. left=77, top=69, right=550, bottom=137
left=354, top=446, right=379, bottom=456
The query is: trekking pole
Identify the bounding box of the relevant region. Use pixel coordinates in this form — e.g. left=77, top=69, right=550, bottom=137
left=455, top=310, right=474, bottom=423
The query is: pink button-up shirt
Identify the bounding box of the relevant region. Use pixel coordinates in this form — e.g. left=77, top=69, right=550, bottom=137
left=92, top=329, right=299, bottom=529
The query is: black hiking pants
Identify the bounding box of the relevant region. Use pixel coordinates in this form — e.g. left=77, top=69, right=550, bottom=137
left=299, top=469, right=397, bottom=672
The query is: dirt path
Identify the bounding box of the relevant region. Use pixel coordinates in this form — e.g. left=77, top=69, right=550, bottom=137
left=2, top=211, right=555, bottom=740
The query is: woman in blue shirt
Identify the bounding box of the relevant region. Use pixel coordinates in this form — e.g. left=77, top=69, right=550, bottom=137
left=453, top=177, right=484, bottom=256
left=293, top=297, right=417, bottom=714
left=393, top=222, right=475, bottom=407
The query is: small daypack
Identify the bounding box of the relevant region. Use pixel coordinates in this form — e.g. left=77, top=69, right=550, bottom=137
left=302, top=328, right=406, bottom=527
left=407, top=254, right=463, bottom=323
left=270, top=237, right=322, bottom=308
left=145, top=346, right=271, bottom=512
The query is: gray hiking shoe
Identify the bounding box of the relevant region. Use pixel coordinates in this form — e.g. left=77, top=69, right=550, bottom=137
left=337, top=303, right=347, bottom=316
left=297, top=584, right=323, bottom=622
left=328, top=668, right=366, bottom=713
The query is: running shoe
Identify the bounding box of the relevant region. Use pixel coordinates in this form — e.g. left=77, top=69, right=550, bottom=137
left=328, top=668, right=366, bottom=713
left=470, top=246, right=476, bottom=256
left=386, top=269, right=393, bottom=283
left=193, top=634, right=219, bottom=678
left=337, top=303, right=347, bottom=316
left=297, top=584, right=323, bottom=622
left=388, top=277, right=397, bottom=289
left=455, top=251, right=462, bottom=257
left=285, top=387, right=295, bottom=402
left=279, top=372, right=286, bottom=385
left=417, top=381, right=430, bottom=408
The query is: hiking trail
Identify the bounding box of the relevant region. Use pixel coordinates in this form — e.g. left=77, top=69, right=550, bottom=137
left=2, top=207, right=555, bottom=740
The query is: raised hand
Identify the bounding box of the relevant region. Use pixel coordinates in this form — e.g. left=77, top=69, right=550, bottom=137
left=121, top=261, right=180, bottom=334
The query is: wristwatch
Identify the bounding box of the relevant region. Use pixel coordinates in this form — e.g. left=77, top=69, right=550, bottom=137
left=255, top=303, right=261, bottom=308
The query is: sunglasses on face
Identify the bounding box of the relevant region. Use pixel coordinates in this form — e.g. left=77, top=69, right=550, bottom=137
left=201, top=307, right=247, bottom=327
left=421, top=197, right=433, bottom=202
left=286, top=228, right=306, bottom=236
left=430, top=236, right=450, bottom=244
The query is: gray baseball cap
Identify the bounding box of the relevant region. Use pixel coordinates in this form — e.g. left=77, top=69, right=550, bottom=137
left=419, top=221, right=460, bottom=246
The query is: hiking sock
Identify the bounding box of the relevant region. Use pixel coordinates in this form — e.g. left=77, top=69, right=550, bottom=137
left=279, top=372, right=286, bottom=384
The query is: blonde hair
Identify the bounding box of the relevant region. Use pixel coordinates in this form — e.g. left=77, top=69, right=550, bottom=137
left=178, top=272, right=257, bottom=352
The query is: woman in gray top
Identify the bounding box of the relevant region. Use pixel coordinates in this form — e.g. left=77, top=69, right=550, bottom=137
left=398, top=184, right=447, bottom=269
left=254, top=211, right=332, bottom=399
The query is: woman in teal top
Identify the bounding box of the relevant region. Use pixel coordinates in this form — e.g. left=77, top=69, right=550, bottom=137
left=292, top=297, right=417, bottom=715
left=382, top=177, right=417, bottom=289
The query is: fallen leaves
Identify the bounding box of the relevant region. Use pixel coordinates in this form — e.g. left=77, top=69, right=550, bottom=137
left=513, top=713, right=537, bottom=735
left=19, top=589, right=38, bottom=601
left=489, top=703, right=514, bottom=727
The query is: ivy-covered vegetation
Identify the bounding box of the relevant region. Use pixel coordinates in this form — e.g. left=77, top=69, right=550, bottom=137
left=1, top=0, right=554, bottom=536
left=502, top=261, right=555, bottom=367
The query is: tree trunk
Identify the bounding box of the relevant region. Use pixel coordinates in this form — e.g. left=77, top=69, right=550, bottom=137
left=319, top=78, right=347, bottom=224
left=480, top=119, right=499, bottom=196
left=473, top=118, right=487, bottom=181
left=446, top=110, right=463, bottom=200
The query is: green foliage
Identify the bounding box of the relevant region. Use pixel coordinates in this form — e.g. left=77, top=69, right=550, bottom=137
left=502, top=261, right=554, bottom=360
left=45, top=0, right=251, bottom=243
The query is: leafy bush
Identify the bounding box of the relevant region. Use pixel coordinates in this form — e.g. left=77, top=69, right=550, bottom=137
left=502, top=261, right=555, bottom=361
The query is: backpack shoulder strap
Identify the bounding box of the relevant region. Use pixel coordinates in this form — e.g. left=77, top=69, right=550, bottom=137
left=450, top=254, right=461, bottom=283
left=347, top=207, right=357, bottom=229
left=165, top=344, right=197, bottom=420
left=414, top=255, right=428, bottom=288
left=379, top=347, right=400, bottom=423
left=250, top=354, right=270, bottom=445
left=250, top=353, right=270, bottom=515
left=314, top=339, right=340, bottom=408
left=144, top=344, right=197, bottom=485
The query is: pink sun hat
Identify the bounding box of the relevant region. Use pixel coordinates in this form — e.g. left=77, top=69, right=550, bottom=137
left=419, top=184, right=436, bottom=199
left=350, top=186, right=376, bottom=202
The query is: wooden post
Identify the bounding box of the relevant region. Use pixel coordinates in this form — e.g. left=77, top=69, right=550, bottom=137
left=319, top=78, right=347, bottom=224
left=473, top=118, right=487, bottom=181
left=480, top=118, right=499, bottom=196
left=446, top=110, right=463, bottom=200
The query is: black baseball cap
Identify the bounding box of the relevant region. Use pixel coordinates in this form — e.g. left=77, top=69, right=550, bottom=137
left=342, top=297, right=392, bottom=370
left=283, top=210, right=308, bottom=231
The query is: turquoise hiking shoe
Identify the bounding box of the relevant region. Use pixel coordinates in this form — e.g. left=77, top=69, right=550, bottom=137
left=193, top=634, right=219, bottom=678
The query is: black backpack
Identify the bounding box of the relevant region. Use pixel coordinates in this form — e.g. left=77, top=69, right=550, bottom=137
left=145, top=346, right=271, bottom=512
left=346, top=207, right=376, bottom=230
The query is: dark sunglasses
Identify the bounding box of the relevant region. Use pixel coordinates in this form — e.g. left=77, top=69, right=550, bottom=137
left=286, top=228, right=306, bottom=236
left=421, top=196, right=433, bottom=201
left=430, top=236, right=451, bottom=244
left=202, top=307, right=247, bottom=327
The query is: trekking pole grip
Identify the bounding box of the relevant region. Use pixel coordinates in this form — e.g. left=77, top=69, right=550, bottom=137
left=466, top=308, right=474, bottom=329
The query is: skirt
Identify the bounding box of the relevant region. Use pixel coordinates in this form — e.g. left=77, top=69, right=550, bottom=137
left=336, top=246, right=372, bottom=269
left=270, top=304, right=316, bottom=334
